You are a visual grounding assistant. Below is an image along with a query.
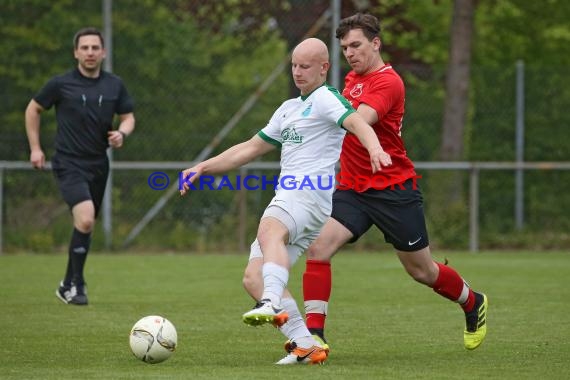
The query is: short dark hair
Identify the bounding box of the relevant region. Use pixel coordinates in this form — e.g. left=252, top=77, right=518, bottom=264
left=73, top=27, right=104, bottom=49
left=336, top=13, right=381, bottom=41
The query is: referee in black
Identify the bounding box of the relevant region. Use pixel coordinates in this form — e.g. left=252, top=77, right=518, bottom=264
left=25, top=27, right=135, bottom=305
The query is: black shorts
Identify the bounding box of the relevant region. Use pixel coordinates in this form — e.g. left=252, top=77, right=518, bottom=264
left=52, top=153, right=109, bottom=217
left=331, top=178, right=429, bottom=252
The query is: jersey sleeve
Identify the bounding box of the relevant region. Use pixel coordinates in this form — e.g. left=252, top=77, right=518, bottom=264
left=322, top=86, right=355, bottom=127
left=359, top=74, right=402, bottom=120
left=115, top=80, right=135, bottom=114
left=257, top=102, right=286, bottom=148
left=33, top=76, right=61, bottom=110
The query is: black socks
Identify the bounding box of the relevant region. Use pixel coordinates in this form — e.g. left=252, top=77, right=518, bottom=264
left=63, top=228, right=92, bottom=286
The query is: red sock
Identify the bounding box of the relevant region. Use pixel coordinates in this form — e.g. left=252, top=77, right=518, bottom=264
left=432, top=262, right=475, bottom=312
left=303, top=260, right=331, bottom=330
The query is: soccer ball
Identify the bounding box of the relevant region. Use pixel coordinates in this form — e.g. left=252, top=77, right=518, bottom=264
left=129, top=315, right=177, bottom=364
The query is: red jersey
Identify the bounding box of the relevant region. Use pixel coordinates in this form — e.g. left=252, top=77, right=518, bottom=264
left=338, top=64, right=416, bottom=192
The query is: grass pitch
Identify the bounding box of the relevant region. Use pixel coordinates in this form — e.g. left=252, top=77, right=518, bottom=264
left=1, top=251, right=569, bottom=379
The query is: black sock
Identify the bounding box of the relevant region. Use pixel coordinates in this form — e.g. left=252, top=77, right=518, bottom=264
left=63, top=255, right=73, bottom=287
left=68, top=228, right=92, bottom=286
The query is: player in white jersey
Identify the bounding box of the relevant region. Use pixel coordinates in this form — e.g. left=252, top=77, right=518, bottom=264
left=180, top=38, right=391, bottom=364
left=262, top=84, right=349, bottom=181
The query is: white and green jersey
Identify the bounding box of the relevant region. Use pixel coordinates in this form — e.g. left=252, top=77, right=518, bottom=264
left=258, top=83, right=354, bottom=182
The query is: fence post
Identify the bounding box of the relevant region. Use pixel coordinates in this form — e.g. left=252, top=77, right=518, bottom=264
left=469, top=166, right=480, bottom=252
left=238, top=166, right=247, bottom=252
left=329, top=0, right=341, bottom=89
left=515, top=60, right=525, bottom=229
left=0, top=168, right=3, bottom=255
left=102, top=0, right=114, bottom=249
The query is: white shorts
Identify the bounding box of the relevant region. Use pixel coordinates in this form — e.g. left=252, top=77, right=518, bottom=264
left=248, top=188, right=331, bottom=266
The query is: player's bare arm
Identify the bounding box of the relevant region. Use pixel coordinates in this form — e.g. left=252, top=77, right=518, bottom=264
left=342, top=112, right=391, bottom=172
left=180, top=135, right=275, bottom=196
left=24, top=99, right=46, bottom=169
left=108, top=112, right=135, bottom=148
left=356, top=103, right=379, bottom=125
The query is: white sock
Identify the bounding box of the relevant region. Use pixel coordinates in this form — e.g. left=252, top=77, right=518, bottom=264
left=261, top=262, right=289, bottom=306
left=279, top=298, right=315, bottom=348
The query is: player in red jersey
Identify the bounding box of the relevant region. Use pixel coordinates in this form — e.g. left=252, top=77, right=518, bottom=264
left=300, top=13, right=488, bottom=351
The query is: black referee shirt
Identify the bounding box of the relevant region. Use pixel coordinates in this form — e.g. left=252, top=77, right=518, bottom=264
left=34, top=68, right=134, bottom=158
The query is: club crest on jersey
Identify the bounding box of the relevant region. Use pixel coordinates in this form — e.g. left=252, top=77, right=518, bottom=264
left=282, top=127, right=303, bottom=144
left=302, top=102, right=313, bottom=117
left=350, top=83, right=363, bottom=98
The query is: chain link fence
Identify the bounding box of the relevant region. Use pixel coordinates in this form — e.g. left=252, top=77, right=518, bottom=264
left=2, top=1, right=570, bottom=253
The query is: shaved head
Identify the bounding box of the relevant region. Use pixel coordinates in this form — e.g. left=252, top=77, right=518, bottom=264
left=291, top=38, right=330, bottom=95
left=293, top=37, right=329, bottom=63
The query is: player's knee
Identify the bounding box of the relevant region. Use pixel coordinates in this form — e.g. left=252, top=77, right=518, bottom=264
left=74, top=217, right=95, bottom=233
left=306, top=241, right=330, bottom=261
left=306, top=244, right=318, bottom=260
left=72, top=201, right=96, bottom=232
